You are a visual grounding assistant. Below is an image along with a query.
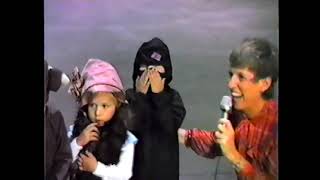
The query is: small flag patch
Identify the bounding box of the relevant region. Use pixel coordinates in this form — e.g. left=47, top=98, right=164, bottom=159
left=151, top=52, right=161, bottom=61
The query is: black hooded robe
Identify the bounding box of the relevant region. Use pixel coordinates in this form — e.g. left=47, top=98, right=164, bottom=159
left=126, top=37, right=186, bottom=180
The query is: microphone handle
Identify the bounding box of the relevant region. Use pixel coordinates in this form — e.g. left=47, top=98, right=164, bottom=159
left=85, top=126, right=102, bottom=152
left=221, top=110, right=228, bottom=119
left=223, top=111, right=228, bottom=119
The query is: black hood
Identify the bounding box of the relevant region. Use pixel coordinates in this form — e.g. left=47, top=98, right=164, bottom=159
left=132, top=37, right=172, bottom=89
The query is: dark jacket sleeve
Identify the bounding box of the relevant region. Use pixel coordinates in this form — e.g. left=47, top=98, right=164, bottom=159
left=150, top=89, right=186, bottom=133
left=125, top=89, right=152, bottom=135
left=47, top=110, right=72, bottom=180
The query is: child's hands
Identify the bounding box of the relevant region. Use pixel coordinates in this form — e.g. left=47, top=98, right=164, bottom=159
left=78, top=150, right=98, bottom=173
left=76, top=123, right=100, bottom=146
left=149, top=69, right=165, bottom=93
left=135, top=69, right=150, bottom=94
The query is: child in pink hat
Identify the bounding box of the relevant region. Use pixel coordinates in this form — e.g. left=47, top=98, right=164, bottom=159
left=68, top=59, right=137, bottom=180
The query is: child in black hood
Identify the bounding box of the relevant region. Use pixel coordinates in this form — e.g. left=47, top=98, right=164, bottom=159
left=132, top=37, right=173, bottom=89
left=126, top=37, right=186, bottom=180
left=44, top=60, right=72, bottom=180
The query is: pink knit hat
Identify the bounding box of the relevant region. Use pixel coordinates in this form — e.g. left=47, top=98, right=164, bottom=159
left=81, top=58, right=124, bottom=94
left=69, top=58, right=125, bottom=104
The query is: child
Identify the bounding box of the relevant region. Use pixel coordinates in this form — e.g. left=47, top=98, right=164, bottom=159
left=68, top=59, right=137, bottom=180
left=126, top=37, right=186, bottom=180
left=44, top=60, right=72, bottom=180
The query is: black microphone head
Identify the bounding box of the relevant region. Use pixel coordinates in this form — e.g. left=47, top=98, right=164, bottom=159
left=220, top=96, right=232, bottom=112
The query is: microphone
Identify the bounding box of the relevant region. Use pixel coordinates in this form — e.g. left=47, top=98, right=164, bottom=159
left=84, top=141, right=99, bottom=153
left=220, top=96, right=232, bottom=119
left=214, top=96, right=233, bottom=180
left=83, top=126, right=102, bottom=153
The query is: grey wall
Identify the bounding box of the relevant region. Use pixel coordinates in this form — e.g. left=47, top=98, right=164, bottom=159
left=45, top=0, right=278, bottom=179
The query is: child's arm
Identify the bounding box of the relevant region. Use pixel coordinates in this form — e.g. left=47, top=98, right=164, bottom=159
left=150, top=89, right=186, bottom=133
left=68, top=123, right=99, bottom=161
left=125, top=89, right=152, bottom=134
left=77, top=132, right=137, bottom=180
left=70, top=138, right=83, bottom=161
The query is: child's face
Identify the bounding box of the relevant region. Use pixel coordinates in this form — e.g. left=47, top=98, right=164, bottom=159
left=88, top=92, right=118, bottom=127
left=139, top=65, right=165, bottom=74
